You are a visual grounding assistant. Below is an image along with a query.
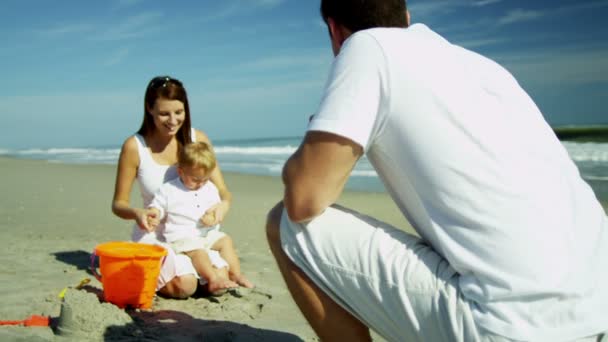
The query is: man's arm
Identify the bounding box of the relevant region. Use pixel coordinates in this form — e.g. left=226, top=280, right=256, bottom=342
left=282, top=131, right=363, bottom=223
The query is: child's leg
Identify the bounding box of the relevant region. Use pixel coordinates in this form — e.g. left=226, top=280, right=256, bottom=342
left=184, top=248, right=237, bottom=293
left=211, top=235, right=254, bottom=288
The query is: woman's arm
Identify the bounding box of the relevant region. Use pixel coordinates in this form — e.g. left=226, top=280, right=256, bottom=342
left=111, top=136, right=150, bottom=229
left=196, top=129, right=233, bottom=224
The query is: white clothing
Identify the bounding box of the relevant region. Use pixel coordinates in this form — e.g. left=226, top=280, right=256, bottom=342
left=280, top=206, right=607, bottom=342
left=281, top=206, right=481, bottom=342
left=137, top=231, right=227, bottom=289
left=148, top=177, right=222, bottom=243
left=131, top=133, right=179, bottom=243
left=304, top=24, right=608, bottom=341
left=130, top=129, right=228, bottom=289
left=170, top=230, right=227, bottom=254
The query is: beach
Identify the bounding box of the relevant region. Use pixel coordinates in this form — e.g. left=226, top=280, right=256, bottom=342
left=1, top=156, right=606, bottom=341
left=0, top=156, right=411, bottom=341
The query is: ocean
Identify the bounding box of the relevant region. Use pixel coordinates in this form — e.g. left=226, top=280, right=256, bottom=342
left=1, top=137, right=607, bottom=202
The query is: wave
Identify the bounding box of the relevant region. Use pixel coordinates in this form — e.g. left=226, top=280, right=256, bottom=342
left=351, top=170, right=378, bottom=177
left=214, top=142, right=608, bottom=162
left=2, top=141, right=606, bottom=173
left=15, top=147, right=120, bottom=155
left=215, top=145, right=297, bottom=155
left=562, top=142, right=608, bottom=163
left=584, top=176, right=608, bottom=181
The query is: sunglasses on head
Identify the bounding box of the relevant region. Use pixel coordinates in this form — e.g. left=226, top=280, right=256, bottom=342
left=147, top=76, right=182, bottom=89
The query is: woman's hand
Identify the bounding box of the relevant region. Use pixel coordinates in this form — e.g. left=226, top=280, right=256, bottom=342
left=135, top=208, right=158, bottom=232
left=202, top=200, right=230, bottom=226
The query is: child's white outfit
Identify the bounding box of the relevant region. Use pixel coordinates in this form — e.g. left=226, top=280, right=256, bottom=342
left=131, top=131, right=227, bottom=290
left=149, top=178, right=227, bottom=254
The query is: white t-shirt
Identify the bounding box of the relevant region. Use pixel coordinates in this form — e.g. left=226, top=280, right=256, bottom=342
left=308, top=24, right=608, bottom=341
left=148, top=177, right=221, bottom=243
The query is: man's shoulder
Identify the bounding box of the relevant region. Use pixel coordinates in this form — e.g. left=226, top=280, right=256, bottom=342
left=342, top=25, right=432, bottom=58
left=354, top=24, right=431, bottom=38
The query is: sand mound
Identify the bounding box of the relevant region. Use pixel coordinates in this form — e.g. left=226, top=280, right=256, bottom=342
left=56, top=288, right=134, bottom=339
left=52, top=286, right=297, bottom=341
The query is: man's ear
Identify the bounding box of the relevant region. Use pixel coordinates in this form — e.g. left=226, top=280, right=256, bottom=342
left=327, top=17, right=350, bottom=55
left=405, top=10, right=411, bottom=27
left=327, top=17, right=338, bottom=40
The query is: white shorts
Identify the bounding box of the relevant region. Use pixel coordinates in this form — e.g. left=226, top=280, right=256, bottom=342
left=132, top=228, right=228, bottom=290
left=169, top=230, right=226, bottom=254
left=280, top=206, right=608, bottom=342
left=279, top=205, right=482, bottom=342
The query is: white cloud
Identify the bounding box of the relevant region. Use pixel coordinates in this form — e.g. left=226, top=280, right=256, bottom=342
left=454, top=37, right=505, bottom=49
left=424, top=0, right=607, bottom=34
left=409, top=0, right=461, bottom=17
left=496, top=46, right=608, bottom=85
left=553, top=0, right=608, bottom=14
left=36, top=23, right=93, bottom=37
left=472, top=0, right=502, bottom=6
left=115, top=0, right=144, bottom=9
left=497, top=8, right=545, bottom=25
left=104, top=48, right=130, bottom=66
left=93, top=11, right=163, bottom=41
left=239, top=52, right=330, bottom=71
left=195, top=0, right=285, bottom=23
left=250, top=0, right=285, bottom=8
left=496, top=1, right=608, bottom=27
left=408, top=0, right=502, bottom=16
left=196, top=79, right=321, bottom=103
left=33, top=10, right=164, bottom=42
left=0, top=92, right=139, bottom=147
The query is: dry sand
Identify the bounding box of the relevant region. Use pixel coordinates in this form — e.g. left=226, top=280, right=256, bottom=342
left=0, top=157, right=410, bottom=341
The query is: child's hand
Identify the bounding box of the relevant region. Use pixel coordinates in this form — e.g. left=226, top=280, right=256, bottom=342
left=201, top=201, right=229, bottom=226
left=199, top=212, right=216, bottom=227
left=147, top=208, right=160, bottom=230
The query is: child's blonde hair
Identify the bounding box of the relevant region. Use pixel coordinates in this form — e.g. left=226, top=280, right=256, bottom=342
left=178, top=142, right=217, bottom=172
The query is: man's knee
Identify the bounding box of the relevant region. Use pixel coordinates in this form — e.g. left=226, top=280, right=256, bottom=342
left=266, top=201, right=284, bottom=247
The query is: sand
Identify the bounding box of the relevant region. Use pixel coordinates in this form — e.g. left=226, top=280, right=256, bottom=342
left=0, top=157, right=606, bottom=341
left=0, top=157, right=410, bottom=341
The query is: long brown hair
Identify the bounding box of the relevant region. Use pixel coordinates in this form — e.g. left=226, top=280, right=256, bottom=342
left=138, top=76, right=192, bottom=146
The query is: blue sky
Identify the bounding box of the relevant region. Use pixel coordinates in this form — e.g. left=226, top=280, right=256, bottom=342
left=1, top=0, right=607, bottom=149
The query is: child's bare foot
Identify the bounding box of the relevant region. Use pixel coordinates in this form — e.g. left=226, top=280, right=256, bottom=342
left=207, top=277, right=238, bottom=296
left=232, top=274, right=254, bottom=288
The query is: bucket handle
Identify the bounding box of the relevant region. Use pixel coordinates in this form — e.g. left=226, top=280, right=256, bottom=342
left=90, top=251, right=102, bottom=282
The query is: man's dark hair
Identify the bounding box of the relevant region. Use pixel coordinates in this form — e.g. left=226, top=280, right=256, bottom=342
left=320, top=0, right=408, bottom=32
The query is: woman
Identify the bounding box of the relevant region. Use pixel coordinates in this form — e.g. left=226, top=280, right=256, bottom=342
left=112, top=76, right=235, bottom=298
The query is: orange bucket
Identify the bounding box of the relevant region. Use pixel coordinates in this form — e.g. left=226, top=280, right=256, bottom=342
left=92, top=241, right=167, bottom=309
